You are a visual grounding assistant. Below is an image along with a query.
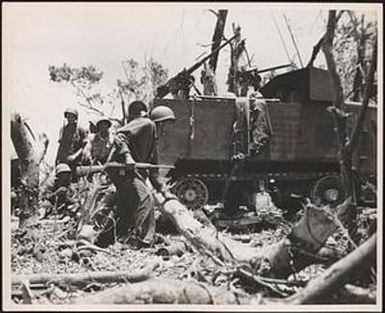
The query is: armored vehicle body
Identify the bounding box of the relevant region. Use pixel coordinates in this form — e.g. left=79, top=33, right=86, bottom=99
left=154, top=67, right=377, bottom=211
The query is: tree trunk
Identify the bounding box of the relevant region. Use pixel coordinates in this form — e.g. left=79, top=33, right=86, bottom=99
left=12, top=262, right=160, bottom=288
left=227, top=24, right=243, bottom=96
left=73, top=277, right=257, bottom=304
left=322, top=10, right=377, bottom=242
left=323, top=10, right=377, bottom=203
left=288, top=234, right=376, bottom=304
left=352, top=15, right=366, bottom=102
left=306, top=10, right=345, bottom=68
left=209, top=9, right=228, bottom=73
left=11, top=113, right=48, bottom=228
left=201, top=62, right=218, bottom=96
left=155, top=192, right=351, bottom=279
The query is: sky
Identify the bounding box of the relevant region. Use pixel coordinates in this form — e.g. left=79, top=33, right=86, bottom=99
left=3, top=2, right=381, bottom=163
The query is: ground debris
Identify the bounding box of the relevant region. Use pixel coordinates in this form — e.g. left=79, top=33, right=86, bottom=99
left=10, top=196, right=378, bottom=305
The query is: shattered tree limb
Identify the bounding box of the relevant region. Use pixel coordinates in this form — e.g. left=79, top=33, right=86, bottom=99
left=322, top=10, right=377, bottom=205
left=288, top=233, right=376, bottom=304
left=73, top=277, right=260, bottom=305
left=155, top=192, right=352, bottom=279
left=306, top=10, right=345, bottom=68
left=12, top=262, right=160, bottom=288
left=11, top=113, right=49, bottom=228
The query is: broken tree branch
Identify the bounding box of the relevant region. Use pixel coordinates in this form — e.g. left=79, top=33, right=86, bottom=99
left=288, top=233, right=376, bottom=304
left=306, top=10, right=345, bottom=68
left=12, top=262, right=160, bottom=288
left=154, top=192, right=352, bottom=279
left=11, top=113, right=49, bottom=228
left=209, top=9, right=228, bottom=72
left=73, top=277, right=259, bottom=304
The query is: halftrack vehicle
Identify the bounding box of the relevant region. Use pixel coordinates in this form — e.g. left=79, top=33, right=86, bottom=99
left=154, top=67, right=377, bottom=212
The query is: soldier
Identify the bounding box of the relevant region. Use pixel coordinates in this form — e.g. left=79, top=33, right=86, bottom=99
left=55, top=107, right=87, bottom=181
left=82, top=117, right=113, bottom=165
left=39, top=163, right=79, bottom=219
left=106, top=101, right=175, bottom=249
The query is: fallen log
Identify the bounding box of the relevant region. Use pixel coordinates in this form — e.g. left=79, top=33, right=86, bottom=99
left=11, top=113, right=49, bottom=228
left=155, top=192, right=353, bottom=278
left=73, top=277, right=258, bottom=304
left=155, top=193, right=260, bottom=265
left=288, top=233, right=376, bottom=304
left=12, top=262, right=160, bottom=288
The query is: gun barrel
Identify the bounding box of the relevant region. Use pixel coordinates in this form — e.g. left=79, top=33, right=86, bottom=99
left=244, top=63, right=292, bottom=75
left=108, top=162, right=175, bottom=169
left=76, top=162, right=175, bottom=176
left=156, top=33, right=238, bottom=98
left=185, top=33, right=238, bottom=75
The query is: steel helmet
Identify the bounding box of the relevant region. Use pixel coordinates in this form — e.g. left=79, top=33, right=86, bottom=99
left=64, top=107, right=79, bottom=118
left=150, top=106, right=175, bottom=122
left=96, top=117, right=112, bottom=130
left=128, top=101, right=148, bottom=117
left=55, top=163, right=72, bottom=175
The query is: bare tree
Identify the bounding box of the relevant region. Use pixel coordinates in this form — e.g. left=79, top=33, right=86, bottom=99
left=11, top=114, right=49, bottom=228
left=227, top=24, right=244, bottom=96
left=321, top=10, right=377, bottom=240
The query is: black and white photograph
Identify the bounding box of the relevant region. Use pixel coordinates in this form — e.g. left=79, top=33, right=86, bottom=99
left=2, top=2, right=383, bottom=311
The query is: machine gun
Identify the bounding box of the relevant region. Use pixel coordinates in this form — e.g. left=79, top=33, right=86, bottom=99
left=236, top=63, right=293, bottom=91
left=155, top=34, right=238, bottom=99
left=242, top=63, right=293, bottom=75
left=77, top=162, right=175, bottom=177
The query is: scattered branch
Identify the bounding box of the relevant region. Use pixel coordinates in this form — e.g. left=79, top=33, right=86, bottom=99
left=288, top=234, right=376, bottom=304
left=12, top=262, right=161, bottom=288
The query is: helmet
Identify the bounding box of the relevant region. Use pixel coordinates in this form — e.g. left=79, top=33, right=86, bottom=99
left=55, top=163, right=72, bottom=175
left=96, top=117, right=112, bottom=130
left=150, top=106, right=175, bottom=122
left=64, top=107, right=78, bottom=118
left=128, top=101, right=148, bottom=118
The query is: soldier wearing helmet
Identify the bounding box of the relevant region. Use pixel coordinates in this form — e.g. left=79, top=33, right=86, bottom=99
left=55, top=107, right=88, bottom=181
left=127, top=100, right=148, bottom=121
left=39, top=163, right=79, bottom=219
left=105, top=101, right=175, bottom=249
left=149, top=105, right=176, bottom=140
left=82, top=117, right=113, bottom=165
left=149, top=105, right=175, bottom=123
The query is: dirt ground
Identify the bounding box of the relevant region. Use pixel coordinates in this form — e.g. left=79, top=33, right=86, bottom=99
left=10, top=204, right=377, bottom=305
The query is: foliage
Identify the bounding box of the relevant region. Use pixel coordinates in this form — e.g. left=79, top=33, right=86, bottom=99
left=49, top=59, right=168, bottom=121
left=333, top=12, right=377, bottom=101
left=49, top=63, right=109, bottom=117
left=49, top=64, right=104, bottom=85
left=118, top=58, right=168, bottom=104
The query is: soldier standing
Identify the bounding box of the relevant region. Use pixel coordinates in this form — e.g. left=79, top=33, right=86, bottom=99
left=82, top=117, right=113, bottom=165
left=107, top=101, right=175, bottom=249
left=55, top=108, right=87, bottom=181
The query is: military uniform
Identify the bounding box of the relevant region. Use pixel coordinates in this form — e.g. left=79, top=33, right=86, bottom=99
left=39, top=168, right=77, bottom=218
left=107, top=116, right=163, bottom=246
left=55, top=123, right=87, bottom=180
left=82, top=132, right=113, bottom=165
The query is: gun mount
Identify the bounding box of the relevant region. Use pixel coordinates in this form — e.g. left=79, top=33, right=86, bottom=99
left=155, top=34, right=238, bottom=99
